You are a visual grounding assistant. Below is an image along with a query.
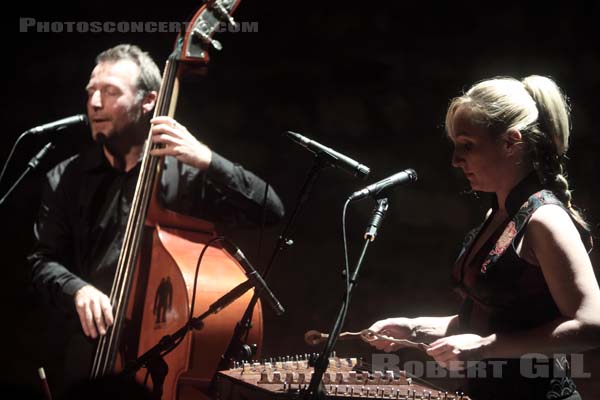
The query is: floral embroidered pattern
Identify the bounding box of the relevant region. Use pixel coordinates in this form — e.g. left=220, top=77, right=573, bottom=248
left=455, top=224, right=484, bottom=263
left=469, top=190, right=563, bottom=274
left=480, top=220, right=517, bottom=273
left=546, top=377, right=577, bottom=399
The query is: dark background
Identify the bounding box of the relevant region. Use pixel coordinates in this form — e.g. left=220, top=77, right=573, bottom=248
left=3, top=0, right=600, bottom=397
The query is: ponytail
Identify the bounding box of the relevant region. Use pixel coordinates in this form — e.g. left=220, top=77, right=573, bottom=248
left=522, top=76, right=592, bottom=242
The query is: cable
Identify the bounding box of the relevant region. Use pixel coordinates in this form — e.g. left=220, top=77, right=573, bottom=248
left=341, top=197, right=352, bottom=324
left=159, top=235, right=224, bottom=359
left=256, top=181, right=270, bottom=270
left=0, top=131, right=29, bottom=189
left=311, top=198, right=353, bottom=396
left=320, top=199, right=353, bottom=366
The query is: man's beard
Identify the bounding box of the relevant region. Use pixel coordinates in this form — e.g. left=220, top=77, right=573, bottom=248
left=93, top=108, right=146, bottom=146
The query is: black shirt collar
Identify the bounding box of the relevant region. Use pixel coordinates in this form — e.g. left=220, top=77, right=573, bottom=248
left=81, top=144, right=143, bottom=174
left=80, top=145, right=109, bottom=172
left=491, top=172, right=542, bottom=216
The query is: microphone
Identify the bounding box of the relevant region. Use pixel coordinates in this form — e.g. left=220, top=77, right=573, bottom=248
left=25, top=114, right=88, bottom=135
left=284, top=131, right=370, bottom=179
left=222, top=240, right=285, bottom=316
left=349, top=168, right=417, bottom=201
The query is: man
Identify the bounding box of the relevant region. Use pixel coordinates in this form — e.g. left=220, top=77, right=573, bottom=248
left=27, top=44, right=284, bottom=391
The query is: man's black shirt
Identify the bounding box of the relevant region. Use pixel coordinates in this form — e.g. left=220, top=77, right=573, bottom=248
left=27, top=144, right=285, bottom=310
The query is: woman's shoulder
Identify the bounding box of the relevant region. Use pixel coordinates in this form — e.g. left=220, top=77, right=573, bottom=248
left=530, top=202, right=571, bottom=223
left=527, top=203, right=583, bottom=254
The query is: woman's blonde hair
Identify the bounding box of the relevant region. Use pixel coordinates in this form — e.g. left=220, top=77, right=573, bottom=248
left=446, top=75, right=589, bottom=233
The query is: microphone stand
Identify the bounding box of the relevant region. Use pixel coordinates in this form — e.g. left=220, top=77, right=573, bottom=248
left=0, top=142, right=54, bottom=207
left=209, top=155, right=329, bottom=388
left=304, top=198, right=389, bottom=400
left=121, top=279, right=256, bottom=398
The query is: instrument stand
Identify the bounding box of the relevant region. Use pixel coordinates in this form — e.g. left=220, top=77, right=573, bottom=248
left=121, top=279, right=256, bottom=398
left=0, top=142, right=54, bottom=207
left=304, top=198, right=389, bottom=400
left=210, top=155, right=329, bottom=383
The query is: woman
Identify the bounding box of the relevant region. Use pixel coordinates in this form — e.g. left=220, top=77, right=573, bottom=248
left=367, top=76, right=600, bottom=399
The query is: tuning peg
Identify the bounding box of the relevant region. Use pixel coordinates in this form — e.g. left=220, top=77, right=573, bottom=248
left=193, top=28, right=223, bottom=51
left=211, top=0, right=239, bottom=29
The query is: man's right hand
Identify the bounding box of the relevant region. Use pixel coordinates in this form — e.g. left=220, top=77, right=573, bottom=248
left=74, top=285, right=114, bottom=339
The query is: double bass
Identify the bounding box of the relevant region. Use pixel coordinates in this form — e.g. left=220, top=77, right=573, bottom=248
left=89, top=1, right=263, bottom=399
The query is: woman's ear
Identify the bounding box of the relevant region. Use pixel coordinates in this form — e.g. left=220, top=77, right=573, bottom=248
left=504, top=128, right=524, bottom=154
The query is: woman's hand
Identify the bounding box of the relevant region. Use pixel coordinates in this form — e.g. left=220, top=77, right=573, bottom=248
left=426, top=334, right=495, bottom=370
left=366, top=318, right=415, bottom=352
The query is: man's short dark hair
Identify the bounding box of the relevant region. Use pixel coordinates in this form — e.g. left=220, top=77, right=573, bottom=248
left=96, top=44, right=162, bottom=95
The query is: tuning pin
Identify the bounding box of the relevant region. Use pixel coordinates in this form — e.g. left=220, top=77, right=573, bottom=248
left=193, top=28, right=223, bottom=51
left=385, top=370, right=394, bottom=381
left=360, top=371, right=369, bottom=383
left=373, top=371, right=383, bottom=383
left=259, top=371, right=269, bottom=384
left=285, top=372, right=295, bottom=384
left=210, top=0, right=239, bottom=29
left=297, top=372, right=306, bottom=383
left=272, top=371, right=281, bottom=383
left=347, top=371, right=356, bottom=383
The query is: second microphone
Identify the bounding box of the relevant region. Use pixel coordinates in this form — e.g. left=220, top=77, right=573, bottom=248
left=285, top=131, right=370, bottom=179
left=349, top=169, right=417, bottom=201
